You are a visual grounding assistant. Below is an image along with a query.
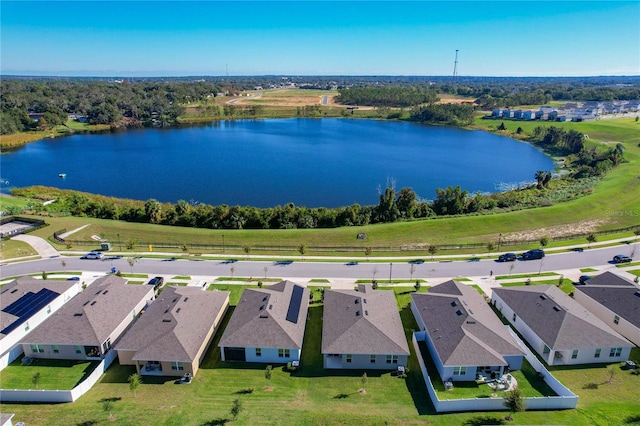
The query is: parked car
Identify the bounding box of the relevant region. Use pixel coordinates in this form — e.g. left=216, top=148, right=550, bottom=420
left=148, top=276, right=164, bottom=290
left=578, top=275, right=591, bottom=285
left=612, top=254, right=632, bottom=264
left=520, top=249, right=545, bottom=260
left=497, top=252, right=517, bottom=262
left=81, top=252, right=103, bottom=259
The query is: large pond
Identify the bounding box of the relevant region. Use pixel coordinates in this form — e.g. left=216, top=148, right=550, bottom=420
left=1, top=118, right=554, bottom=208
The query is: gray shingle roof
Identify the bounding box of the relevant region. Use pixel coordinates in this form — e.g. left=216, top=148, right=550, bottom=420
left=493, top=285, right=631, bottom=350
left=412, top=280, right=523, bottom=367
left=1, top=277, right=77, bottom=339
left=575, top=271, right=640, bottom=328
left=20, top=275, right=154, bottom=347
left=218, top=281, right=309, bottom=349
left=115, top=286, right=230, bottom=362
left=322, top=285, right=409, bottom=356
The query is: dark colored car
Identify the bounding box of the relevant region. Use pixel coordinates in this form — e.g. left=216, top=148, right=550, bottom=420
left=148, top=276, right=164, bottom=290
left=497, top=252, right=517, bottom=262
left=612, top=254, right=632, bottom=264
left=578, top=275, right=591, bottom=285
left=521, top=249, right=545, bottom=260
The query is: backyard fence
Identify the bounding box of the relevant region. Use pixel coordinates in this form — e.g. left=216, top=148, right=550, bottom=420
left=411, top=330, right=578, bottom=413
left=0, top=348, right=117, bottom=403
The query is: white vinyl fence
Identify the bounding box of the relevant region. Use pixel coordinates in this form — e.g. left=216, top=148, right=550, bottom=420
left=0, top=349, right=118, bottom=403
left=412, top=328, right=578, bottom=413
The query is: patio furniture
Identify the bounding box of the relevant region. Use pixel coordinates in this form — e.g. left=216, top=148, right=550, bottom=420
left=475, top=373, right=487, bottom=384
left=444, top=378, right=454, bottom=391
left=180, top=373, right=193, bottom=384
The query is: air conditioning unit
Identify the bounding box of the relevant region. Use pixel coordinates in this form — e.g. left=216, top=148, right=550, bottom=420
left=554, top=352, right=563, bottom=359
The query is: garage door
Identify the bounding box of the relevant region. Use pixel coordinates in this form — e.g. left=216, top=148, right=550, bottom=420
left=224, top=347, right=246, bottom=362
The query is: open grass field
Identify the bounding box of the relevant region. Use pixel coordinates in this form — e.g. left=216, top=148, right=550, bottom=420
left=0, top=239, right=38, bottom=260
left=3, top=285, right=639, bottom=425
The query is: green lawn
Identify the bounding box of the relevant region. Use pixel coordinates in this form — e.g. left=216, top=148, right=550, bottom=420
left=0, top=356, right=100, bottom=390
left=495, top=272, right=558, bottom=280
left=500, top=278, right=575, bottom=294
left=0, top=239, right=38, bottom=260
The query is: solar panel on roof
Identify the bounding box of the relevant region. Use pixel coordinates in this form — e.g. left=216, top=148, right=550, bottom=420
left=1, top=288, right=60, bottom=335
left=285, top=285, right=304, bottom=324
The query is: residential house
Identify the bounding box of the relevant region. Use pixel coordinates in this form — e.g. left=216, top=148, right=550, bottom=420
left=1, top=277, right=81, bottom=367
left=218, top=281, right=309, bottom=363
left=322, top=285, right=409, bottom=370
left=522, top=110, right=536, bottom=120
left=573, top=272, right=640, bottom=347
left=411, top=280, right=524, bottom=382
left=492, top=285, right=632, bottom=365
left=491, top=109, right=502, bottom=118
left=20, top=275, right=154, bottom=360
left=513, top=110, right=524, bottom=119
left=116, top=286, right=229, bottom=377
left=502, top=108, right=513, bottom=118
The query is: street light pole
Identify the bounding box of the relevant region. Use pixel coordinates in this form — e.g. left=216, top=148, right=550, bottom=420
left=389, top=263, right=393, bottom=283
left=498, top=233, right=502, bottom=251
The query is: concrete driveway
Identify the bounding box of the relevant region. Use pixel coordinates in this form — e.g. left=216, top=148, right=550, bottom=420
left=12, top=234, right=60, bottom=258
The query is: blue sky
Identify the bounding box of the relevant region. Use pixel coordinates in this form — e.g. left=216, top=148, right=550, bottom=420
left=1, top=1, right=638, bottom=77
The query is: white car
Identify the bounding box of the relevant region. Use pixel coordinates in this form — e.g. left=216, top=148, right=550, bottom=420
left=82, top=252, right=103, bottom=259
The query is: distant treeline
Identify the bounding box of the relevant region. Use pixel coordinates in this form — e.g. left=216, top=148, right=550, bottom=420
left=336, top=86, right=439, bottom=107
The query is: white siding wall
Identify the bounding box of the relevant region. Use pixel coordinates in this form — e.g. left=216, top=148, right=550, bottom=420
left=244, top=347, right=300, bottom=364
left=574, top=291, right=640, bottom=347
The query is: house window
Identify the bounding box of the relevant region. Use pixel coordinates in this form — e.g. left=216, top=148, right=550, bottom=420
left=24, top=322, right=30, bottom=332
left=346, top=354, right=352, bottom=363
left=53, top=345, right=59, bottom=354
left=595, top=349, right=601, bottom=358
left=255, top=348, right=262, bottom=357
left=75, top=345, right=82, bottom=354
left=512, top=313, right=517, bottom=322
left=31, top=344, right=44, bottom=353
left=453, top=366, right=467, bottom=376
left=543, top=345, right=550, bottom=355
left=386, top=355, right=399, bottom=364
left=278, top=349, right=290, bottom=358
left=609, top=347, right=622, bottom=357
left=171, top=362, right=184, bottom=371
left=571, top=350, right=579, bottom=359
left=370, top=355, right=376, bottom=364
left=614, top=315, right=620, bottom=325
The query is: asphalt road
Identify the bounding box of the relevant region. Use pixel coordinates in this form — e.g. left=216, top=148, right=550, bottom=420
left=2, top=243, right=637, bottom=281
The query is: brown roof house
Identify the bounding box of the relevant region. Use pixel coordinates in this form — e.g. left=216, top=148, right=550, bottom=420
left=116, top=286, right=229, bottom=377
left=322, top=285, right=409, bottom=369
left=573, top=271, right=640, bottom=346
left=20, top=275, right=154, bottom=361
left=218, top=281, right=309, bottom=363
left=492, top=285, right=633, bottom=365
left=411, top=280, right=525, bottom=382
left=1, top=276, right=81, bottom=368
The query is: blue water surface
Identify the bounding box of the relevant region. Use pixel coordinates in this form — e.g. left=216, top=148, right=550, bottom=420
left=0, top=118, right=554, bottom=208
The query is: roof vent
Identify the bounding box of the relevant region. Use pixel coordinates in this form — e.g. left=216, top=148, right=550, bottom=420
left=74, top=313, right=83, bottom=317
left=176, top=308, right=181, bottom=313
left=95, top=290, right=101, bottom=295
left=455, top=310, right=463, bottom=316
left=451, top=301, right=457, bottom=307
left=184, top=297, right=189, bottom=302
left=363, top=299, right=367, bottom=303
left=90, top=301, right=96, bottom=306
left=635, top=291, right=640, bottom=297
left=553, top=306, right=561, bottom=312
left=259, top=305, right=264, bottom=311
left=102, top=290, right=108, bottom=295
left=162, top=318, right=171, bottom=322
left=466, top=320, right=476, bottom=324
left=10, top=289, right=18, bottom=294
left=365, top=310, right=368, bottom=316
left=83, top=301, right=90, bottom=306
left=269, top=304, right=273, bottom=310
left=263, top=296, right=268, bottom=301
left=173, top=298, right=178, bottom=303
left=356, top=311, right=360, bottom=316
left=540, top=295, right=547, bottom=300
left=259, top=314, right=268, bottom=319
left=355, top=299, right=359, bottom=304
